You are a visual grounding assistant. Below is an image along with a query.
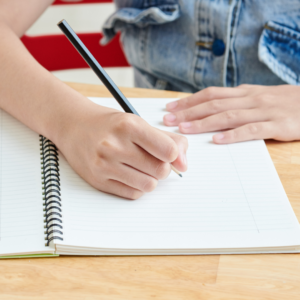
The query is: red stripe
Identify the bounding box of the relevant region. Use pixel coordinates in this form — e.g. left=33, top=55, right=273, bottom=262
left=53, top=0, right=112, bottom=5
left=21, top=33, right=129, bottom=71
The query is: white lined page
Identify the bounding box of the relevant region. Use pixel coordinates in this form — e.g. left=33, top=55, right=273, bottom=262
left=58, top=98, right=300, bottom=251
left=0, top=110, right=51, bottom=255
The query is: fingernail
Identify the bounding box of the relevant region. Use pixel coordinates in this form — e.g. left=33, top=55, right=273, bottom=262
left=180, top=122, right=191, bottom=129
left=166, top=101, right=178, bottom=110
left=164, top=114, right=176, bottom=122
left=214, top=133, right=224, bottom=140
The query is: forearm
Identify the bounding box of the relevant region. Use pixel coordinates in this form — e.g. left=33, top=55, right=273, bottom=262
left=0, top=0, right=188, bottom=200
left=0, top=20, right=95, bottom=145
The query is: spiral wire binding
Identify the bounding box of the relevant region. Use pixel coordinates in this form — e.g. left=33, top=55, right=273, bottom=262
left=40, top=135, right=63, bottom=246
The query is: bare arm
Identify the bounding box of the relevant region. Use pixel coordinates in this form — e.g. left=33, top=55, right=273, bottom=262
left=0, top=0, right=92, bottom=141
left=0, top=0, right=188, bottom=199
left=0, top=0, right=55, bottom=37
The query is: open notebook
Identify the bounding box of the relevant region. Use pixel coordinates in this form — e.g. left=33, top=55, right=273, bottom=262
left=1, top=97, right=300, bottom=258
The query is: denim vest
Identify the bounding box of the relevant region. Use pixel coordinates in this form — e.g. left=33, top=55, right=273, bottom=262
left=102, top=0, right=300, bottom=93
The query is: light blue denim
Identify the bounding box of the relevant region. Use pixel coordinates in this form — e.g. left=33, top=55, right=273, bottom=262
left=102, top=0, right=300, bottom=93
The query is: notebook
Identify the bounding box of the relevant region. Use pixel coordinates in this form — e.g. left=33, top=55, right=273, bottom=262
left=1, top=97, right=300, bottom=258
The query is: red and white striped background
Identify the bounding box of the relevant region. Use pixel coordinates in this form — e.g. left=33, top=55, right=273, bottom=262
left=26, top=0, right=134, bottom=87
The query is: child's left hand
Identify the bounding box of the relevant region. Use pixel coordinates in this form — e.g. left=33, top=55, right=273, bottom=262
left=163, top=84, right=300, bottom=144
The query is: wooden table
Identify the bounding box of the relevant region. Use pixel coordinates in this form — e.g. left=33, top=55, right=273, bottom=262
left=1, top=83, right=300, bottom=300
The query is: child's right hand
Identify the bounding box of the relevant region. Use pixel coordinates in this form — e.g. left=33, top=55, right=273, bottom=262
left=0, top=0, right=188, bottom=200
left=55, top=102, right=188, bottom=200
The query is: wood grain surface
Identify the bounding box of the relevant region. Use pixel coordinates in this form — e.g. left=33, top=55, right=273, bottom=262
left=1, top=83, right=299, bottom=300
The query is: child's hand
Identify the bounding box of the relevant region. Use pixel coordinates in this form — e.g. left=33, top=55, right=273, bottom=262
left=57, top=102, right=188, bottom=200
left=163, top=85, right=300, bottom=144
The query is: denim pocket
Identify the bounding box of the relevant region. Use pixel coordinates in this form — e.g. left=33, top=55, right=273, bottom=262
left=101, top=0, right=180, bottom=44
left=258, top=21, right=300, bottom=85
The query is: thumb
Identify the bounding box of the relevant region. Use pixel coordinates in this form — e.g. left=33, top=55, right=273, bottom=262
left=159, top=130, right=188, bottom=172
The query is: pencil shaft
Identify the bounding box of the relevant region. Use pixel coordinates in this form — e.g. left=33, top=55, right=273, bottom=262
left=58, top=20, right=182, bottom=178
left=57, top=20, right=140, bottom=116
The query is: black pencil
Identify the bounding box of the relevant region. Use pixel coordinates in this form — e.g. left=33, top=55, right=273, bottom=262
left=57, top=19, right=182, bottom=177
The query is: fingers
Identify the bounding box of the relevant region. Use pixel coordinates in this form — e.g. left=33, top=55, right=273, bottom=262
left=166, top=86, right=247, bottom=112
left=123, top=130, right=188, bottom=177
left=178, top=109, right=267, bottom=134
left=122, top=143, right=172, bottom=180
left=164, top=97, right=254, bottom=126
left=212, top=122, right=275, bottom=144
left=160, top=130, right=188, bottom=172
left=136, top=126, right=178, bottom=163
left=111, top=163, right=159, bottom=193
left=101, top=180, right=144, bottom=200
left=118, top=114, right=178, bottom=163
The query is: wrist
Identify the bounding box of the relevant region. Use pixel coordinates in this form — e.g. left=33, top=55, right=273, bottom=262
left=39, top=82, right=96, bottom=147
left=45, top=90, right=112, bottom=152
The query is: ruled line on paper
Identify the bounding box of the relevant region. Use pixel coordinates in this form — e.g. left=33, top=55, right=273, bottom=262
left=57, top=98, right=296, bottom=249
left=0, top=111, right=44, bottom=240
left=227, top=144, right=260, bottom=233
left=0, top=109, right=2, bottom=241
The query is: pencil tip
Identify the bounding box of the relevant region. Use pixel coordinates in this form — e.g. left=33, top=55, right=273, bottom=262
left=179, top=174, right=183, bottom=177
